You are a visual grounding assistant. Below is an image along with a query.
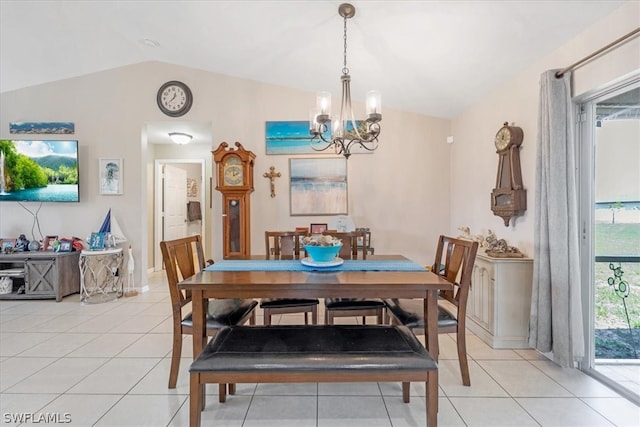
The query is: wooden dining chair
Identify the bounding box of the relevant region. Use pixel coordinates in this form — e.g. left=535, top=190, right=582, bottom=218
left=160, top=235, right=257, bottom=389
left=384, top=235, right=478, bottom=390
left=323, top=230, right=386, bottom=325
left=260, top=231, right=319, bottom=325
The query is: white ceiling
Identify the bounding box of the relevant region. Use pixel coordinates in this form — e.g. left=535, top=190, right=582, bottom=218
left=0, top=0, right=627, bottom=121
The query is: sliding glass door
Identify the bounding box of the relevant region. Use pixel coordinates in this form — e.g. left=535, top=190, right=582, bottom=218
left=577, top=77, right=640, bottom=404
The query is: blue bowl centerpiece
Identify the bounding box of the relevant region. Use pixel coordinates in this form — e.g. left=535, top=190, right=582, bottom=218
left=302, top=235, right=342, bottom=263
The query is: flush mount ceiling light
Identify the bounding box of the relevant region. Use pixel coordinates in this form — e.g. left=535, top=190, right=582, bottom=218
left=168, top=132, right=193, bottom=145
left=139, top=38, right=160, bottom=48
left=309, top=3, right=382, bottom=159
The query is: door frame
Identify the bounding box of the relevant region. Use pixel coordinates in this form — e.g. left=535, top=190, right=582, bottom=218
left=575, top=71, right=639, bottom=404
left=154, top=159, right=206, bottom=271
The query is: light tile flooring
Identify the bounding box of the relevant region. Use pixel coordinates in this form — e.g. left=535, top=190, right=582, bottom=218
left=595, top=362, right=640, bottom=397
left=1, top=271, right=638, bottom=427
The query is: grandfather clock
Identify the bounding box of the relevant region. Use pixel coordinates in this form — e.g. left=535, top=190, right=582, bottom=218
left=213, top=142, right=255, bottom=259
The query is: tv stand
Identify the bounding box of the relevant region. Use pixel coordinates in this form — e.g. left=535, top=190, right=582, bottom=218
left=0, top=251, right=80, bottom=301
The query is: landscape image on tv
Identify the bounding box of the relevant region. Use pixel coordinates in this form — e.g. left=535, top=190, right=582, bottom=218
left=0, top=140, right=79, bottom=202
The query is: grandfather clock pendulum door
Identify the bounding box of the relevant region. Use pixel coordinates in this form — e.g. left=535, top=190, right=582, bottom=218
left=213, top=142, right=255, bottom=259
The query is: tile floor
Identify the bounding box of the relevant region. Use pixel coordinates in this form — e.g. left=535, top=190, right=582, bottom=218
left=1, top=271, right=639, bottom=427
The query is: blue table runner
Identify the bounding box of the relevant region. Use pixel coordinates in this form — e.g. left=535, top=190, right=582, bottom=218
left=204, top=259, right=427, bottom=272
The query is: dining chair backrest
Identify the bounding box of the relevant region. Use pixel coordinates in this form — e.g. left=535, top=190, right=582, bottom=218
left=385, top=234, right=479, bottom=392
left=265, top=231, right=306, bottom=260
left=160, top=234, right=208, bottom=313
left=432, top=235, right=478, bottom=312
left=160, top=234, right=258, bottom=389
left=329, top=231, right=368, bottom=260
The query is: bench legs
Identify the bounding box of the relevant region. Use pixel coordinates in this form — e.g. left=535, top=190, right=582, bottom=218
left=190, top=376, right=439, bottom=427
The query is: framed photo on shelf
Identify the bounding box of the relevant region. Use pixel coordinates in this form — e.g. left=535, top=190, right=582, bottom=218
left=57, top=240, right=73, bottom=252
left=88, top=232, right=106, bottom=250
left=310, top=223, right=328, bottom=234
left=1, top=239, right=16, bottom=254
left=43, top=235, right=58, bottom=251
left=99, top=158, right=123, bottom=195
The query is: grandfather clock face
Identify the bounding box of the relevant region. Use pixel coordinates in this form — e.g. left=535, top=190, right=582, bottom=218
left=223, top=156, right=244, bottom=186
left=491, top=123, right=526, bottom=226
left=213, top=142, right=256, bottom=259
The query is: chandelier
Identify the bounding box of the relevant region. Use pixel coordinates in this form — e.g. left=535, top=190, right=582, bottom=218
left=309, top=3, right=382, bottom=159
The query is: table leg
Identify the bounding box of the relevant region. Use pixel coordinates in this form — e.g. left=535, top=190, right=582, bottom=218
left=192, top=290, right=206, bottom=412
left=425, top=290, right=439, bottom=426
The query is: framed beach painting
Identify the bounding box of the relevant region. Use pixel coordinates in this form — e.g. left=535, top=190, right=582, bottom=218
left=290, top=158, right=347, bottom=216
left=266, top=121, right=320, bottom=155
left=266, top=120, right=374, bottom=155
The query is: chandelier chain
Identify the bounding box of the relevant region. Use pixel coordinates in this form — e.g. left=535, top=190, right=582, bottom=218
left=342, top=14, right=349, bottom=75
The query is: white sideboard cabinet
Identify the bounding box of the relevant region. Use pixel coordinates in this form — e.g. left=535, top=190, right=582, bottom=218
left=467, top=252, right=533, bottom=348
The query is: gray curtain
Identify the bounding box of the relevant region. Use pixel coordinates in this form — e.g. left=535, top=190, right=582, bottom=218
left=529, top=70, right=584, bottom=367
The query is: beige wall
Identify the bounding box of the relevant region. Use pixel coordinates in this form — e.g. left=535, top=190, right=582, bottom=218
left=450, top=1, right=639, bottom=256
left=0, top=63, right=451, bottom=285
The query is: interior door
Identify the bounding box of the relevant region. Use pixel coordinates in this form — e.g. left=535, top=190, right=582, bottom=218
left=163, top=164, right=187, bottom=241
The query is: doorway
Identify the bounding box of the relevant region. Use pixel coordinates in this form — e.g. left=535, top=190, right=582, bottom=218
left=577, top=76, right=640, bottom=404
left=153, top=159, right=206, bottom=271
left=146, top=120, right=212, bottom=273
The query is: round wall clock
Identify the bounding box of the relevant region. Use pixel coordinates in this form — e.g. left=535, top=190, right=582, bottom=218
left=156, top=80, right=193, bottom=117
left=494, top=122, right=523, bottom=152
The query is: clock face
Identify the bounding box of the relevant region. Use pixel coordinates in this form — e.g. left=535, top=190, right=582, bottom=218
left=157, top=81, right=193, bottom=117
left=224, top=164, right=243, bottom=186
left=495, top=127, right=511, bottom=151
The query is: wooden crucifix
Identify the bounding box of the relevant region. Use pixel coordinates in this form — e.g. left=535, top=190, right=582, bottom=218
left=263, top=166, right=281, bottom=198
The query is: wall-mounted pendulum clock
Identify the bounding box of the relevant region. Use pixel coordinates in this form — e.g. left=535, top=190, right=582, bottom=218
left=491, top=122, right=526, bottom=227
left=213, top=142, right=256, bottom=259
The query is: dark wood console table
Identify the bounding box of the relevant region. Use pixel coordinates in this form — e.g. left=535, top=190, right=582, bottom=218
left=0, top=251, right=80, bottom=301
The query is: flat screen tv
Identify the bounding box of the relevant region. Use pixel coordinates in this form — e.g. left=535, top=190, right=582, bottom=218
left=0, top=139, right=79, bottom=202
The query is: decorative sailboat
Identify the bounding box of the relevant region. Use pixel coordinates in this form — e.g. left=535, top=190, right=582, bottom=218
left=98, top=208, right=127, bottom=245
left=97, top=209, right=137, bottom=297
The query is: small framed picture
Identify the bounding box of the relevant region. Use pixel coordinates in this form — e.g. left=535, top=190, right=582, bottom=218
left=99, top=158, right=123, bottom=195
left=43, top=235, right=58, bottom=251
left=1, top=239, right=16, bottom=254
left=310, top=223, right=328, bottom=234
left=57, top=240, right=73, bottom=252
left=88, top=232, right=106, bottom=250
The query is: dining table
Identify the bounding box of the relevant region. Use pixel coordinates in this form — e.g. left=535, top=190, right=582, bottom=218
left=178, top=254, right=453, bottom=426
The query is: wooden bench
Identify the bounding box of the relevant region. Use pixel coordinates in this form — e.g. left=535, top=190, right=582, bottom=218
left=189, top=324, right=438, bottom=426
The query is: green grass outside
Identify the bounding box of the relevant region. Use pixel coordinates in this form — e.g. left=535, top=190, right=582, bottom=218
left=594, top=223, right=640, bottom=330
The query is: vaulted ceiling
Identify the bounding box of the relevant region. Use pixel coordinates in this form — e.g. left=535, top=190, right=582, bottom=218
left=0, top=0, right=627, bottom=119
